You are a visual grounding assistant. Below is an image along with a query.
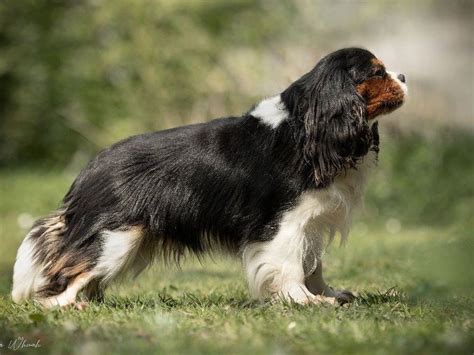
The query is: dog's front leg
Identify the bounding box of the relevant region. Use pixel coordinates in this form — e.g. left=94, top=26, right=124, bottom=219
left=305, top=261, right=356, bottom=304
left=243, top=240, right=335, bottom=305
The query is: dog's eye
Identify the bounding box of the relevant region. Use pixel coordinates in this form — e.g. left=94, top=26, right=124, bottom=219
left=372, top=69, right=385, bottom=77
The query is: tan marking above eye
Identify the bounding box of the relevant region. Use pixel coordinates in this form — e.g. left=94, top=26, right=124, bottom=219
left=371, top=58, right=384, bottom=67
left=370, top=58, right=386, bottom=75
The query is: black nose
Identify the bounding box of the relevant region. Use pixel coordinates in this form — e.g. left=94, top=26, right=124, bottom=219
left=397, top=73, right=406, bottom=83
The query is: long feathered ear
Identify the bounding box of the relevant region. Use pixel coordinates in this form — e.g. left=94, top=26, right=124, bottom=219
left=281, top=57, right=372, bottom=187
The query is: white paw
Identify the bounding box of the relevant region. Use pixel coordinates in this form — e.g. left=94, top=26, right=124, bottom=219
left=72, top=301, right=90, bottom=310
left=276, top=284, right=338, bottom=306
left=312, top=294, right=337, bottom=305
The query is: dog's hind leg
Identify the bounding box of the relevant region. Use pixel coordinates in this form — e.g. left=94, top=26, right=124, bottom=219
left=12, top=211, right=148, bottom=308
left=32, top=241, right=100, bottom=308
left=90, top=226, right=147, bottom=286
left=42, top=226, right=147, bottom=308
left=39, top=272, right=93, bottom=308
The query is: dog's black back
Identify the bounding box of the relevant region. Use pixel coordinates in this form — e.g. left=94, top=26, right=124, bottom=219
left=62, top=115, right=312, bottom=258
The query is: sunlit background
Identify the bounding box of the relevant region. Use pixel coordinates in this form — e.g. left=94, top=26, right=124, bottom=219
left=0, top=1, right=472, bottom=353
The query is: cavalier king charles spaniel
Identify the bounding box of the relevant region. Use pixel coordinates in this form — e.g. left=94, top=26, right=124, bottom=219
left=12, top=48, right=407, bottom=308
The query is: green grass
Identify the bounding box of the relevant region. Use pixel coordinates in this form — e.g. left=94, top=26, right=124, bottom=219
left=0, top=169, right=473, bottom=355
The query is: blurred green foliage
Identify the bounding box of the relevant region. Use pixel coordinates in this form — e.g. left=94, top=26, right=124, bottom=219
left=364, top=130, right=474, bottom=228
left=0, top=0, right=295, bottom=166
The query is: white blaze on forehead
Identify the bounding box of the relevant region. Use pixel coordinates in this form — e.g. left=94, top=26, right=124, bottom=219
left=387, top=71, right=408, bottom=96
left=250, top=95, right=289, bottom=129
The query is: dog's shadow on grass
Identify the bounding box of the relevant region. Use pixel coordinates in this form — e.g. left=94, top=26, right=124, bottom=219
left=96, top=287, right=406, bottom=311
left=100, top=291, right=260, bottom=311
left=354, top=287, right=406, bottom=306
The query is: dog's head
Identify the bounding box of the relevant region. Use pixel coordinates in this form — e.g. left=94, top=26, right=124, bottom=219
left=281, top=47, right=407, bottom=186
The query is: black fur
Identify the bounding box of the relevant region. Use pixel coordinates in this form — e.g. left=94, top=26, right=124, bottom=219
left=32, top=48, right=381, bottom=294
left=60, top=117, right=312, bottom=259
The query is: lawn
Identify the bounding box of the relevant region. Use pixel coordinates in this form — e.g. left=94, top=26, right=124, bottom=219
left=0, top=169, right=473, bottom=354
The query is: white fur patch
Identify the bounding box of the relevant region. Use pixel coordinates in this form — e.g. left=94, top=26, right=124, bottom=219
left=243, top=152, right=377, bottom=302
left=250, top=95, right=289, bottom=128
left=387, top=71, right=408, bottom=96
left=94, top=227, right=144, bottom=282
left=12, top=230, right=46, bottom=303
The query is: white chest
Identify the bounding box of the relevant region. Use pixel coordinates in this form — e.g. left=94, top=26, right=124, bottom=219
left=280, top=151, right=377, bottom=245
left=242, top=152, right=377, bottom=300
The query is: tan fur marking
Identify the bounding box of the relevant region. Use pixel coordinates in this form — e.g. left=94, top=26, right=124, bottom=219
left=356, top=76, right=404, bottom=119
left=371, top=58, right=384, bottom=71
left=39, top=272, right=93, bottom=308
left=47, top=256, right=91, bottom=279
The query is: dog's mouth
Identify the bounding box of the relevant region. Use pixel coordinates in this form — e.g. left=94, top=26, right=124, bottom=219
left=358, top=73, right=407, bottom=120
left=367, top=95, right=405, bottom=120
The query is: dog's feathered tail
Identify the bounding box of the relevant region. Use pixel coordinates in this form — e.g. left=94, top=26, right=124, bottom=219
left=11, top=211, right=65, bottom=303
left=12, top=208, right=150, bottom=307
